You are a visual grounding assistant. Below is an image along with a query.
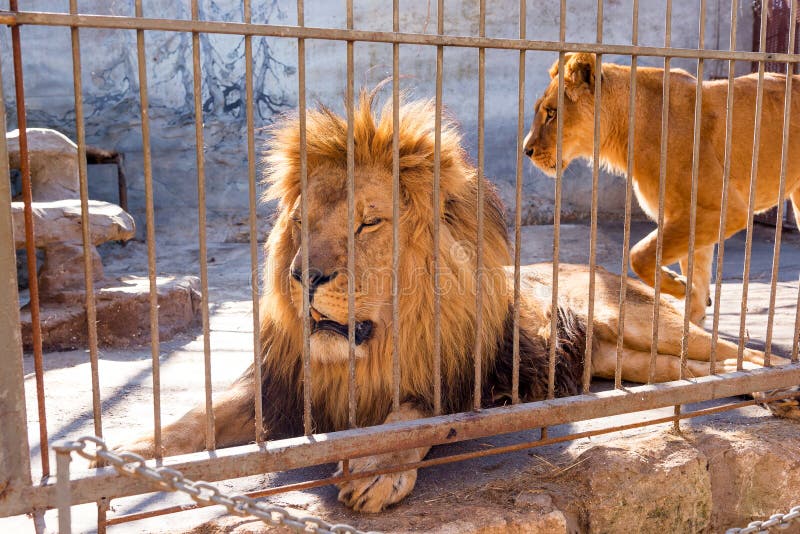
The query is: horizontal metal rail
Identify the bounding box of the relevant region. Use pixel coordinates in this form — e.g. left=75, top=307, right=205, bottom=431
left=2, top=364, right=798, bottom=518
left=2, top=10, right=800, bottom=63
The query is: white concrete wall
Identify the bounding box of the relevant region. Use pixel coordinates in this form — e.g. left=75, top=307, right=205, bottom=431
left=1, top=0, right=754, bottom=232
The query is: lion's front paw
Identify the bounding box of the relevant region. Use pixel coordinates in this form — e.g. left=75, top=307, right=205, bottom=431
left=754, top=387, right=800, bottom=420
left=335, top=455, right=418, bottom=513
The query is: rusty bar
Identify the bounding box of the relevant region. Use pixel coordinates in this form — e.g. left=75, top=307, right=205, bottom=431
left=763, top=0, right=797, bottom=365
left=297, top=0, right=312, bottom=437
left=614, top=0, right=638, bottom=389
left=391, top=0, right=401, bottom=412
left=793, top=283, right=800, bottom=362
left=10, top=0, right=50, bottom=478
left=5, top=363, right=799, bottom=518
left=54, top=447, right=73, bottom=534
left=346, top=0, right=356, bottom=428
left=103, top=389, right=798, bottom=526
left=243, top=0, right=263, bottom=442
left=583, top=0, right=603, bottom=393
left=512, top=0, right=526, bottom=404
left=433, top=0, right=443, bottom=416
left=134, top=0, right=162, bottom=457
left=190, top=0, right=215, bottom=450
left=709, top=0, right=739, bottom=373
left=474, top=0, right=486, bottom=411
left=549, top=0, right=566, bottom=400
left=736, top=2, right=769, bottom=369
left=648, top=0, right=672, bottom=384
left=6, top=11, right=800, bottom=63
left=69, top=0, right=102, bottom=441
left=680, top=0, right=706, bottom=377
left=0, top=45, right=33, bottom=493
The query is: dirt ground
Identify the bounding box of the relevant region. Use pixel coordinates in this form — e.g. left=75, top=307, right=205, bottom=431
left=3, top=220, right=800, bottom=533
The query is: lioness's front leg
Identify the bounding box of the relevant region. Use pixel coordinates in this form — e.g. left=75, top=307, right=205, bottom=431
left=106, top=370, right=258, bottom=460
left=336, top=403, right=430, bottom=513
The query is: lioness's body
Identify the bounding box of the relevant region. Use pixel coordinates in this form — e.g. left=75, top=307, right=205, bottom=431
left=524, top=54, right=800, bottom=323
left=114, top=92, right=789, bottom=513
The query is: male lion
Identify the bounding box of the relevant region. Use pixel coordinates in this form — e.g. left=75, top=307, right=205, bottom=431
left=114, top=91, right=789, bottom=512
left=523, top=52, right=800, bottom=324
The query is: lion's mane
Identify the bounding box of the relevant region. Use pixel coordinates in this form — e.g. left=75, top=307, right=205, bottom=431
left=255, top=91, right=584, bottom=437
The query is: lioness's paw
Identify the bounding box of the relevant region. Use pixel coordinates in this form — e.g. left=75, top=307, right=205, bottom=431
left=335, top=456, right=417, bottom=513
left=754, top=387, right=800, bottom=420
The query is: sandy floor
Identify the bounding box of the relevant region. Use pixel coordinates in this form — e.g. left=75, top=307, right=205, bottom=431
left=3, top=220, right=799, bottom=533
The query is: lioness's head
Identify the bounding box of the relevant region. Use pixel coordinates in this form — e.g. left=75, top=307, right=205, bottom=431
left=261, top=91, right=511, bottom=367
left=523, top=52, right=598, bottom=176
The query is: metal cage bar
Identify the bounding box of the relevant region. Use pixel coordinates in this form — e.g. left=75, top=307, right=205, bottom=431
left=649, top=0, right=673, bottom=383
left=134, top=0, right=163, bottom=458
left=709, top=0, right=740, bottom=373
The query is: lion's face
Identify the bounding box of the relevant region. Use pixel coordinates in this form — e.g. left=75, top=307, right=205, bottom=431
left=286, top=164, right=394, bottom=364
left=523, top=53, right=597, bottom=176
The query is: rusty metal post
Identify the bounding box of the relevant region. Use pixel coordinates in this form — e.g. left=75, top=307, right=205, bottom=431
left=0, top=45, right=33, bottom=497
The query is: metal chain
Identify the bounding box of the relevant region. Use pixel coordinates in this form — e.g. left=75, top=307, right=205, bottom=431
left=54, top=436, right=378, bottom=534
left=726, top=505, right=800, bottom=534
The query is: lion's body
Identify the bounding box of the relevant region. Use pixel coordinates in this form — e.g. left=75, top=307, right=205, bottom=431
left=114, top=90, right=790, bottom=513
left=524, top=54, right=800, bottom=323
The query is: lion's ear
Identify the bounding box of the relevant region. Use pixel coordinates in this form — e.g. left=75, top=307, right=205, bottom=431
left=564, top=53, right=596, bottom=100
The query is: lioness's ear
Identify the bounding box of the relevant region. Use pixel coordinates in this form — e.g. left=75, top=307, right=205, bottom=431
left=550, top=53, right=596, bottom=101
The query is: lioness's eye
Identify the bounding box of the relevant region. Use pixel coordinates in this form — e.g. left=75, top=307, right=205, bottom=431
left=545, top=108, right=556, bottom=120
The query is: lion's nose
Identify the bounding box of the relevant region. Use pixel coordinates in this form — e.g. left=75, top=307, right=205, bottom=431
left=524, top=145, right=534, bottom=157
left=291, top=267, right=334, bottom=293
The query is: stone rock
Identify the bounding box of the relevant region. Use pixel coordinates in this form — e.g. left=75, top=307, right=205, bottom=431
left=573, top=433, right=712, bottom=533
left=6, top=128, right=79, bottom=201
left=688, top=421, right=800, bottom=530
left=38, top=242, right=104, bottom=295
left=19, top=275, right=201, bottom=351
left=11, top=199, right=135, bottom=248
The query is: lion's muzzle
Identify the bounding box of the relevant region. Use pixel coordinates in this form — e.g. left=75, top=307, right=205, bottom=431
left=310, top=306, right=374, bottom=346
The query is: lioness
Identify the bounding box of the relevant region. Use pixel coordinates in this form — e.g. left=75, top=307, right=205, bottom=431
left=113, top=92, right=790, bottom=512
left=523, top=53, right=800, bottom=324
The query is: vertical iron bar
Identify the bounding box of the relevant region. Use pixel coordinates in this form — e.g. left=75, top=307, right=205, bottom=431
left=736, top=1, right=769, bottom=369
left=763, top=0, right=797, bottom=365
left=134, top=0, right=162, bottom=457
left=614, top=0, right=639, bottom=389
left=474, top=0, right=486, bottom=411
left=433, top=0, right=444, bottom=416
left=10, top=0, right=49, bottom=477
left=298, top=0, right=312, bottom=436
left=793, top=282, right=800, bottom=362
left=244, top=0, right=264, bottom=442
left=55, top=447, right=73, bottom=534
left=648, top=0, right=672, bottom=384
left=680, top=0, right=706, bottom=374
left=392, top=0, right=401, bottom=412
left=0, top=44, right=33, bottom=493
left=512, top=0, right=526, bottom=404
left=190, top=0, right=215, bottom=450
left=69, top=0, right=102, bottom=440
left=710, top=0, right=739, bottom=373
left=549, top=0, right=567, bottom=400
left=346, top=0, right=357, bottom=428
left=583, top=0, right=603, bottom=393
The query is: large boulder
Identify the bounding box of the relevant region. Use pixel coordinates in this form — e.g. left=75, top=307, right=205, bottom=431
left=7, top=128, right=80, bottom=201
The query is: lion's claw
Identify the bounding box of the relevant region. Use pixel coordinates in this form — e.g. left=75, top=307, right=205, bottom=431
left=335, top=457, right=417, bottom=513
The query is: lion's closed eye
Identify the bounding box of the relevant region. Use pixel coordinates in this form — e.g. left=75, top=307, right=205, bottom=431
left=357, top=218, right=384, bottom=234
